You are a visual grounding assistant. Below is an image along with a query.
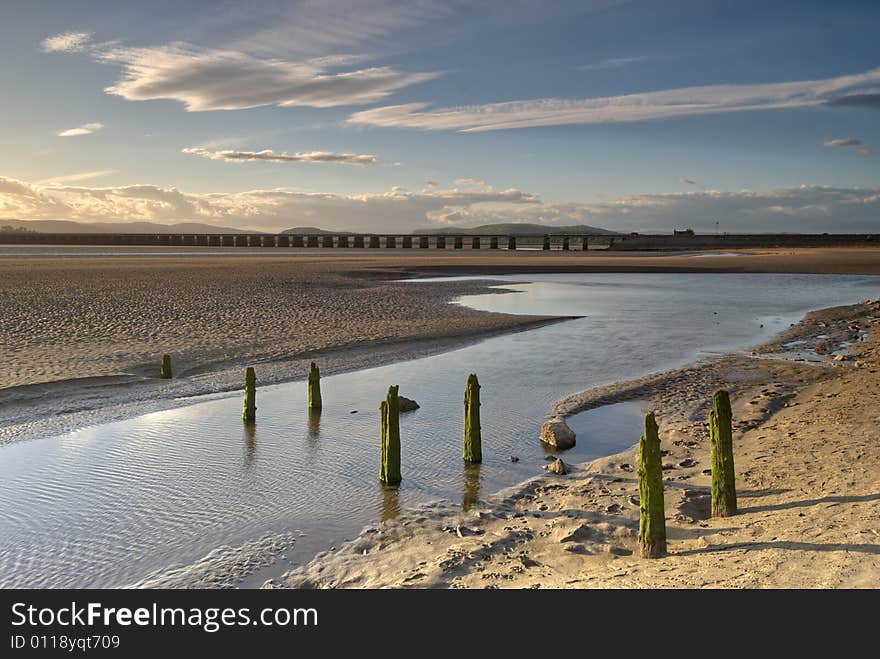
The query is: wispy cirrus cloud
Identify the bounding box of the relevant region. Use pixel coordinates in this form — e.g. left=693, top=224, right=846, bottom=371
left=580, top=55, right=649, bottom=70
left=182, top=147, right=377, bottom=165
left=56, top=122, right=104, bottom=137
left=41, top=31, right=92, bottom=52
left=36, top=170, right=115, bottom=184
left=823, top=137, right=869, bottom=155
left=348, top=67, right=880, bottom=131
left=42, top=30, right=439, bottom=111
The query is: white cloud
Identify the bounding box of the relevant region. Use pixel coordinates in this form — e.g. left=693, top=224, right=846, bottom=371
left=56, top=122, right=104, bottom=137
left=42, top=31, right=92, bottom=52
left=2, top=176, right=879, bottom=234
left=83, top=42, right=437, bottom=111
left=823, top=137, right=869, bottom=155
left=0, top=176, right=538, bottom=232
left=348, top=67, right=880, bottom=131
left=676, top=177, right=697, bottom=185
left=182, top=147, right=377, bottom=165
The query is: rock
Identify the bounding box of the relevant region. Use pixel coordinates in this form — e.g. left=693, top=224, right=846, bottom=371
left=508, top=455, right=520, bottom=463
left=540, top=417, right=576, bottom=449
left=833, top=354, right=846, bottom=362
left=398, top=396, right=420, bottom=412
left=543, top=458, right=568, bottom=475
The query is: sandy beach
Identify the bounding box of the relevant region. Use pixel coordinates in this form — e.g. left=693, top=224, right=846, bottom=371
left=269, top=298, right=880, bottom=589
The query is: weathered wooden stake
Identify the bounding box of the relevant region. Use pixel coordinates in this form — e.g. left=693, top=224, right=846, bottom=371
left=379, top=385, right=401, bottom=484
left=710, top=389, right=737, bottom=517
left=638, top=411, right=666, bottom=558
left=308, top=362, right=322, bottom=410
left=463, top=374, right=482, bottom=463
left=160, top=354, right=172, bottom=379
left=242, top=367, right=256, bottom=423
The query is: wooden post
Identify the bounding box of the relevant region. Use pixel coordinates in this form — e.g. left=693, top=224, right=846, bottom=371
left=463, top=374, right=482, bottom=464
left=710, top=390, right=737, bottom=517
left=308, top=362, right=322, bottom=410
left=379, top=385, right=402, bottom=484
left=638, top=412, right=666, bottom=558
left=242, top=367, right=257, bottom=424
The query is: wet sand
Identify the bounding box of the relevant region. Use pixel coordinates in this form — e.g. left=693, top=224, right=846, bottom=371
left=270, top=299, right=880, bottom=589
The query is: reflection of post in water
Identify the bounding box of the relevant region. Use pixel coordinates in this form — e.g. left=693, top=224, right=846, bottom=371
left=380, top=484, right=401, bottom=522
left=462, top=463, right=481, bottom=512
left=243, top=423, right=257, bottom=467
left=307, top=408, right=322, bottom=439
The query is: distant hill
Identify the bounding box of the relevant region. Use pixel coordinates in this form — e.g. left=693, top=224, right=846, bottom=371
left=281, top=226, right=342, bottom=235
left=413, top=223, right=618, bottom=235
left=0, top=219, right=251, bottom=234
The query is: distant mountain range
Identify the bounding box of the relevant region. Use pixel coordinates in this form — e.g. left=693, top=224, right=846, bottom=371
left=281, top=226, right=341, bottom=235
left=0, top=219, right=250, bottom=234
left=413, top=223, right=618, bottom=235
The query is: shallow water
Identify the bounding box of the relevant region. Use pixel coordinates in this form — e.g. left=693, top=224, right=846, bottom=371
left=0, top=273, right=876, bottom=587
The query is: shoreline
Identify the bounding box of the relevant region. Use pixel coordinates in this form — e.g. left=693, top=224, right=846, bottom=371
left=0, top=261, right=567, bottom=444
left=267, top=297, right=880, bottom=589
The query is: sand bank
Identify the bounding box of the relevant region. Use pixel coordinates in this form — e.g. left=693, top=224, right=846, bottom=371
left=269, top=299, right=880, bottom=589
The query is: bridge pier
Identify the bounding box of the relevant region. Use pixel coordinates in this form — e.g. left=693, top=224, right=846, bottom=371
left=419, top=236, right=429, bottom=248
left=454, top=236, right=463, bottom=249
left=562, top=237, right=570, bottom=251
left=508, top=236, right=516, bottom=250
left=436, top=236, right=446, bottom=248
left=353, top=236, right=365, bottom=248
left=307, top=236, right=319, bottom=248
left=402, top=236, right=412, bottom=248
left=206, top=235, right=219, bottom=247
left=369, top=236, right=380, bottom=248
left=543, top=236, right=551, bottom=250
left=490, top=237, right=498, bottom=249
left=277, top=235, right=290, bottom=247
left=337, top=235, right=349, bottom=248
left=471, top=237, right=481, bottom=249
left=385, top=236, right=396, bottom=248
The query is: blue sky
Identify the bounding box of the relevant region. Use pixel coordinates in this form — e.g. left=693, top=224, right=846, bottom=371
left=0, top=0, right=878, bottom=232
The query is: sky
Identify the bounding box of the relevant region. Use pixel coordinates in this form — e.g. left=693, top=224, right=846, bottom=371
left=0, top=0, right=878, bottom=233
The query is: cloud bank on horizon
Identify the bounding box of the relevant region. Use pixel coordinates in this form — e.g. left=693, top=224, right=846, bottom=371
left=2, top=175, right=878, bottom=235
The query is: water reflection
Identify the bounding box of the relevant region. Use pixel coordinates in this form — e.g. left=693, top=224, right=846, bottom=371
left=462, top=463, right=481, bottom=511
left=307, top=409, right=321, bottom=438
left=380, top=485, right=401, bottom=522
left=243, top=424, right=257, bottom=468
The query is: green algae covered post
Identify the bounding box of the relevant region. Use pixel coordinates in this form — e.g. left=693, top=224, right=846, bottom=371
left=242, top=367, right=256, bottom=423
left=638, top=411, right=666, bottom=558
left=710, top=390, right=737, bottom=517
left=160, top=354, right=172, bottom=379
left=380, top=385, right=401, bottom=484
left=463, top=374, right=482, bottom=464
left=308, top=362, right=322, bottom=410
